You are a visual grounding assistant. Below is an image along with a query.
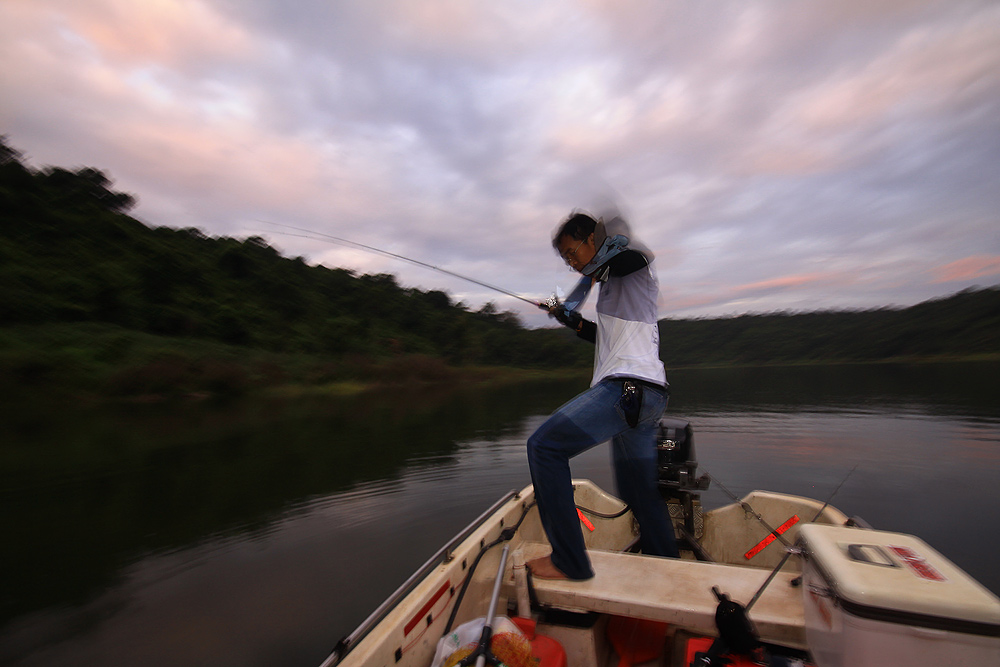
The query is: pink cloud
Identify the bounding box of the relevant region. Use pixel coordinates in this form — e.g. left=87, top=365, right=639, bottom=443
left=931, top=255, right=1000, bottom=283
left=660, top=272, right=837, bottom=316
left=659, top=292, right=726, bottom=313
left=71, top=0, right=251, bottom=67
left=734, top=272, right=831, bottom=292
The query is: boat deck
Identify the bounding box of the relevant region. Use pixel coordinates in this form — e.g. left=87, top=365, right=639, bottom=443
left=507, top=543, right=807, bottom=650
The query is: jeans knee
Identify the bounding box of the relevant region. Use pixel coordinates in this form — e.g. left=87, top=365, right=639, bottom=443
left=527, top=431, right=562, bottom=468
left=526, top=432, right=544, bottom=463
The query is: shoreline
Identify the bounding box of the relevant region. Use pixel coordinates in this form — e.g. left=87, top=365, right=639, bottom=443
left=2, top=321, right=996, bottom=406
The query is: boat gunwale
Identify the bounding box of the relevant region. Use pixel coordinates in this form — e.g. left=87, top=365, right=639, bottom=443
left=320, top=488, right=520, bottom=667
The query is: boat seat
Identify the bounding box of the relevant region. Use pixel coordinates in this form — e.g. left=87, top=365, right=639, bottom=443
left=507, top=543, right=807, bottom=650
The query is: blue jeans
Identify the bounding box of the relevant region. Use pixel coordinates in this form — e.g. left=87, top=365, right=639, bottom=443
left=526, top=378, right=678, bottom=579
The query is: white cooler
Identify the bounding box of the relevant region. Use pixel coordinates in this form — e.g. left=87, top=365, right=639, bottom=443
left=798, top=523, right=1000, bottom=667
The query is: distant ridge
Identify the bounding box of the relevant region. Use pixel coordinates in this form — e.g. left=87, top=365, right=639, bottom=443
left=658, top=286, right=1000, bottom=367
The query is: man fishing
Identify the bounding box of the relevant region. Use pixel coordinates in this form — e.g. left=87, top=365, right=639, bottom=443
left=526, top=211, right=678, bottom=580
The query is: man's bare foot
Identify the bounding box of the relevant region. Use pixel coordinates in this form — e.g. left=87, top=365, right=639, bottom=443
left=526, top=555, right=569, bottom=580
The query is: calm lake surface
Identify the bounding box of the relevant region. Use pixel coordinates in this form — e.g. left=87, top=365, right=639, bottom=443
left=2, top=362, right=998, bottom=666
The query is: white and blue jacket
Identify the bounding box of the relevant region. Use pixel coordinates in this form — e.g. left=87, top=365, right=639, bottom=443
left=574, top=249, right=666, bottom=388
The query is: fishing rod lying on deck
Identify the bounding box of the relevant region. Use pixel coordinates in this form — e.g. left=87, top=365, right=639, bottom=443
left=694, top=465, right=860, bottom=666
left=259, top=220, right=549, bottom=310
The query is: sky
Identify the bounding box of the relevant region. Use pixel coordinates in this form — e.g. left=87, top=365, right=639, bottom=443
left=2, top=0, right=999, bottom=328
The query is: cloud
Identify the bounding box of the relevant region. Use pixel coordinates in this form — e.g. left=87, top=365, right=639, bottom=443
left=1, top=0, right=998, bottom=329
left=736, top=273, right=836, bottom=293
left=64, top=0, right=252, bottom=67
left=932, top=256, right=1000, bottom=284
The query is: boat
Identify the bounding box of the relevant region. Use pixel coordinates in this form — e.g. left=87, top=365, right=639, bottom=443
left=320, top=418, right=1000, bottom=667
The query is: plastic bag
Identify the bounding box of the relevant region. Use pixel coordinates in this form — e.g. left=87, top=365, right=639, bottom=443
left=431, top=616, right=535, bottom=667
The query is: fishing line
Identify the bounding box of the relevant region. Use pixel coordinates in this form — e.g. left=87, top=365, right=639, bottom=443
left=705, top=472, right=793, bottom=549
left=257, top=220, right=545, bottom=309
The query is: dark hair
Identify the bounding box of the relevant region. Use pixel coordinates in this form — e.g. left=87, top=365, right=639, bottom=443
left=552, top=212, right=597, bottom=250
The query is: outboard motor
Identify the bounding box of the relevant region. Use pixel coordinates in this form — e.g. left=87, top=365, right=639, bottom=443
left=656, top=417, right=711, bottom=557
left=656, top=417, right=700, bottom=495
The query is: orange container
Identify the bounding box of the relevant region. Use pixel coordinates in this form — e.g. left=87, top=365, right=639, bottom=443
left=510, top=617, right=567, bottom=667
left=606, top=616, right=669, bottom=667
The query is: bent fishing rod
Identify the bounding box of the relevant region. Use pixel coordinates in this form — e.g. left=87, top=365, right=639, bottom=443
left=258, top=220, right=549, bottom=310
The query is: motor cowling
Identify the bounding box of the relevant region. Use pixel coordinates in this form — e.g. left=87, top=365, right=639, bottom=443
left=656, top=417, right=709, bottom=499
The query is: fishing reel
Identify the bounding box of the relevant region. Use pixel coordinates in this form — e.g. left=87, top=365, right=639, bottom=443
left=541, top=292, right=561, bottom=311
left=541, top=292, right=585, bottom=331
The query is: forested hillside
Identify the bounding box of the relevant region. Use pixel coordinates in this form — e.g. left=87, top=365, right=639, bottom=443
left=0, top=137, right=587, bottom=372
left=659, top=286, right=1000, bottom=367
left=2, top=135, right=998, bottom=401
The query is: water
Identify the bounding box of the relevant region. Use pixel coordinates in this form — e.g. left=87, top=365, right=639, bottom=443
left=1, top=363, right=998, bottom=666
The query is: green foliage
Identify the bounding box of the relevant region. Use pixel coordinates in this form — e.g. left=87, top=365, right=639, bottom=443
left=0, top=136, right=591, bottom=395
left=659, top=286, right=1000, bottom=367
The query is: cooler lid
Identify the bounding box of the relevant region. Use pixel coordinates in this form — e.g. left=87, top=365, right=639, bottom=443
left=799, top=523, right=1000, bottom=634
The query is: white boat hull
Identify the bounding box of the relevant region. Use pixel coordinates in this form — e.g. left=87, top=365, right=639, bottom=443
left=323, top=480, right=1000, bottom=667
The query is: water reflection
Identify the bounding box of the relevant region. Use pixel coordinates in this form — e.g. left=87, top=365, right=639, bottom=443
left=2, top=364, right=998, bottom=667
left=667, top=361, right=1000, bottom=417
left=0, top=379, right=583, bottom=631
